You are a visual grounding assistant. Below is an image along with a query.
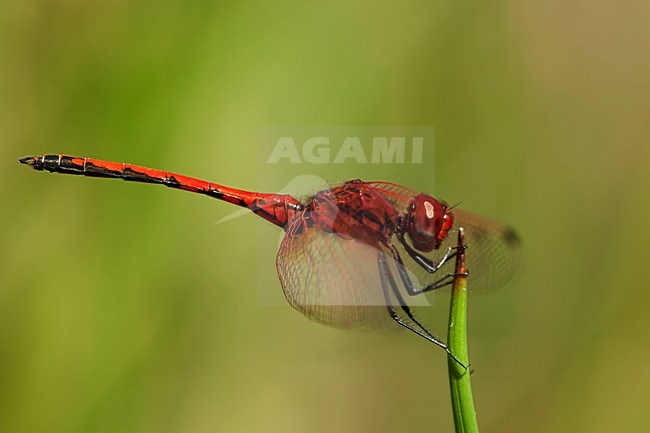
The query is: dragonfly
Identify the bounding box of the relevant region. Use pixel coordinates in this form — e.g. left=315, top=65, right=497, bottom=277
left=20, top=154, right=521, bottom=367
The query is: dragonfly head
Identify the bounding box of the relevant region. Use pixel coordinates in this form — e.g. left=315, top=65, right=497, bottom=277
left=406, top=194, right=454, bottom=252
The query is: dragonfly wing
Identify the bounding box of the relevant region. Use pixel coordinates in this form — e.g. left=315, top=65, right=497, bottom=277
left=450, top=209, right=522, bottom=292
left=363, top=181, right=419, bottom=212
left=276, top=220, right=401, bottom=331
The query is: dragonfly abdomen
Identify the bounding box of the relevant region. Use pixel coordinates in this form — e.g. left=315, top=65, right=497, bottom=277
left=19, top=154, right=303, bottom=228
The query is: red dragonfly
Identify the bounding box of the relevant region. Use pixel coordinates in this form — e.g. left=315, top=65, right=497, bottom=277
left=20, top=154, right=521, bottom=367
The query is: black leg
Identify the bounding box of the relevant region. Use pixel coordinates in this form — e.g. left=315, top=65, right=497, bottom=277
left=378, top=253, right=434, bottom=338
left=397, top=232, right=456, bottom=274
left=378, top=252, right=467, bottom=369
left=384, top=241, right=464, bottom=296
left=421, top=272, right=462, bottom=292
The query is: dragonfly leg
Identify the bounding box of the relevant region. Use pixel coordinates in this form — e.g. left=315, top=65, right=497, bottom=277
left=378, top=253, right=468, bottom=369
left=397, top=232, right=463, bottom=274
left=378, top=252, right=434, bottom=337
left=385, top=241, right=468, bottom=295
left=421, top=273, right=459, bottom=292
left=385, top=241, right=440, bottom=296
left=416, top=269, right=470, bottom=294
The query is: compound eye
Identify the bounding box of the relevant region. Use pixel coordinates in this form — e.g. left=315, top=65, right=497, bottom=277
left=407, top=194, right=445, bottom=252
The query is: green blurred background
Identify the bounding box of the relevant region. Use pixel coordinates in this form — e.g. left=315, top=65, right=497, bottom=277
left=2, top=1, right=649, bottom=432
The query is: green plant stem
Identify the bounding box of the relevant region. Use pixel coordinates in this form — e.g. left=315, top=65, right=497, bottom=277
left=447, top=228, right=479, bottom=433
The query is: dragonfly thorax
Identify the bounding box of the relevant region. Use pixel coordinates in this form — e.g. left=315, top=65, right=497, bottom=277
left=306, top=184, right=398, bottom=247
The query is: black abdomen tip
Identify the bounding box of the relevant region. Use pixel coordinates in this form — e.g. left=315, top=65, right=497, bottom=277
left=19, top=155, right=45, bottom=170
left=19, top=156, right=36, bottom=166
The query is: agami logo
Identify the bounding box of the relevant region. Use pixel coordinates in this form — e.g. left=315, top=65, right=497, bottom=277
left=267, top=136, right=425, bottom=164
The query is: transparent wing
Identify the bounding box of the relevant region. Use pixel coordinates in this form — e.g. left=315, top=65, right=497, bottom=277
left=276, top=217, right=407, bottom=331
left=364, top=181, right=419, bottom=212
left=452, top=209, right=522, bottom=291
